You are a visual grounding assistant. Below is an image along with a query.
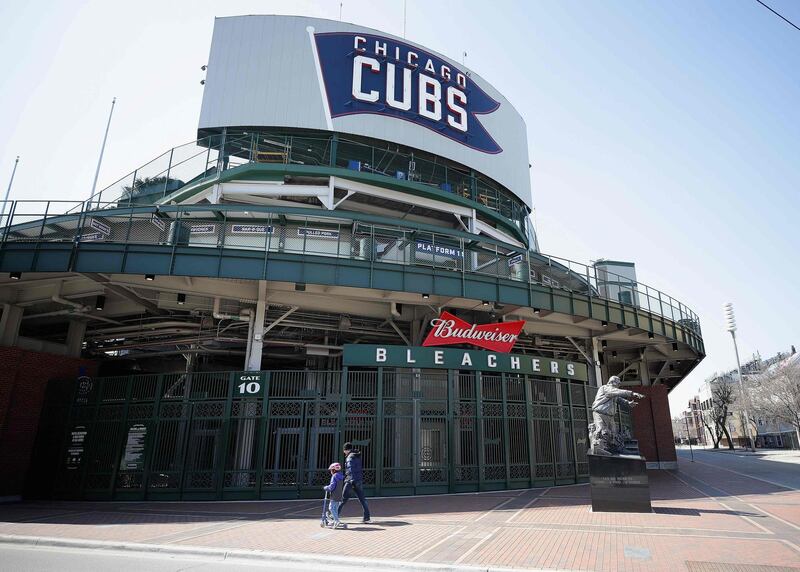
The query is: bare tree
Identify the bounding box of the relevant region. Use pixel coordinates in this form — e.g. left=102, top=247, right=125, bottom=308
left=700, top=380, right=737, bottom=450
left=734, top=384, right=760, bottom=447
left=751, top=357, right=800, bottom=446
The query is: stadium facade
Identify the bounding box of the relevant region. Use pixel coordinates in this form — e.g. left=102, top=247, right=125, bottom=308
left=0, top=16, right=704, bottom=501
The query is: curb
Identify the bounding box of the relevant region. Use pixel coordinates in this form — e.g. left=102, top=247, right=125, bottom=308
left=0, top=534, right=564, bottom=572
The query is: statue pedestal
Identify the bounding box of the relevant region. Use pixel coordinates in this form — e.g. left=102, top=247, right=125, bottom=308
left=588, top=454, right=651, bottom=513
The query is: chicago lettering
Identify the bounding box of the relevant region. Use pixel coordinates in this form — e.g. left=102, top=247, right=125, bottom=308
left=351, top=36, right=468, bottom=132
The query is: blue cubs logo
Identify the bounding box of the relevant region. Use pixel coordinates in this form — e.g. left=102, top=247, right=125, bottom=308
left=314, top=32, right=502, bottom=154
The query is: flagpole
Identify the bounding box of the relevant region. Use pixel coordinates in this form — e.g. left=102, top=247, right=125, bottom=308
left=88, top=97, right=116, bottom=210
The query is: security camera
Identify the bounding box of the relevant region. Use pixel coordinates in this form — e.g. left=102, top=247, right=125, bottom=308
left=201, top=65, right=207, bottom=71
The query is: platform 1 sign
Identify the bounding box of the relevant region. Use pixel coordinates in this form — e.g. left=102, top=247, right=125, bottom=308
left=343, top=345, right=587, bottom=381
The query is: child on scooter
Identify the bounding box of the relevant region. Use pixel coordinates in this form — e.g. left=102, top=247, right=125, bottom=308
left=323, top=462, right=345, bottom=529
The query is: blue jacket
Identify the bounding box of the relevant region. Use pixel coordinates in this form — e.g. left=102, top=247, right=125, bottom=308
left=345, top=450, right=364, bottom=482
left=324, top=471, right=344, bottom=501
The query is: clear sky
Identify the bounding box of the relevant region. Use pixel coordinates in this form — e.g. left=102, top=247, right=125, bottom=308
left=1, top=1, right=798, bottom=412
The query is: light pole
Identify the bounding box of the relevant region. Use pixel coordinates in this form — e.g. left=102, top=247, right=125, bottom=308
left=724, top=302, right=755, bottom=452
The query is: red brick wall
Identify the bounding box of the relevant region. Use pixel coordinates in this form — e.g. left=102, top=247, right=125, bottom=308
left=630, top=384, right=677, bottom=465
left=0, top=347, right=96, bottom=496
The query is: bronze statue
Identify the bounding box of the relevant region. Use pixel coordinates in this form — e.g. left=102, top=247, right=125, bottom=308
left=589, top=376, right=644, bottom=456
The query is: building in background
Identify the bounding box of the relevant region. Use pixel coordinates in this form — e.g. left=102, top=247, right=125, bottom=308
left=0, top=15, right=705, bottom=501
left=678, top=396, right=707, bottom=446
left=692, top=348, right=798, bottom=450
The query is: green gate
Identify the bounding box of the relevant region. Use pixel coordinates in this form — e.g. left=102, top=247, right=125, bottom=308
left=41, top=368, right=594, bottom=501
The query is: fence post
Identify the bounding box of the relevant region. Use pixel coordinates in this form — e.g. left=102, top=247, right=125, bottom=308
left=108, top=374, right=136, bottom=499
left=336, top=367, right=349, bottom=455
left=501, top=372, right=511, bottom=488
left=447, top=369, right=457, bottom=493
left=215, top=372, right=237, bottom=499
left=141, top=374, right=165, bottom=496
left=567, top=382, right=579, bottom=484
left=375, top=367, right=384, bottom=496
left=38, top=201, right=50, bottom=240
left=255, top=370, right=270, bottom=498
left=475, top=372, right=485, bottom=490
left=523, top=376, right=536, bottom=487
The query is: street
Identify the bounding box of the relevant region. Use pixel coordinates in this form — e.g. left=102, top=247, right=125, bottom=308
left=0, top=544, right=360, bottom=572
left=677, top=446, right=800, bottom=490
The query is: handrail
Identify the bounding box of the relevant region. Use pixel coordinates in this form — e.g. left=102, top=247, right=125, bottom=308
left=0, top=199, right=702, bottom=337
left=79, top=130, right=531, bottom=229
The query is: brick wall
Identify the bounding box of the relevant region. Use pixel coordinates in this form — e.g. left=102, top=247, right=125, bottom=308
left=630, top=384, right=677, bottom=467
left=0, top=346, right=96, bottom=496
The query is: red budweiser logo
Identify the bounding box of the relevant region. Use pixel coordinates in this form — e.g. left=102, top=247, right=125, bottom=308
left=423, top=311, right=525, bottom=353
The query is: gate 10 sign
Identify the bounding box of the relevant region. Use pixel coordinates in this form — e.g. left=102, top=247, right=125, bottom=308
left=236, top=372, right=265, bottom=396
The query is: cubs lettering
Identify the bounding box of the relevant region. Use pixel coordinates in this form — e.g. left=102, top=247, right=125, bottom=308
left=313, top=32, right=502, bottom=154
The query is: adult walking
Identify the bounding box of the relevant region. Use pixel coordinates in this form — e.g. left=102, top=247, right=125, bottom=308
left=339, top=442, right=371, bottom=523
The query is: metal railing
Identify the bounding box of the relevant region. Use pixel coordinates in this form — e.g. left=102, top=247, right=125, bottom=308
left=0, top=200, right=702, bottom=335
left=78, top=130, right=530, bottom=228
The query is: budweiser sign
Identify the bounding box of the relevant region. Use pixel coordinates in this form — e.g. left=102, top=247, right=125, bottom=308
left=423, top=311, right=524, bottom=353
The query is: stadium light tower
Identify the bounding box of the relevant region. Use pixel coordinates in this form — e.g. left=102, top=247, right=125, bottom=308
left=724, top=302, right=755, bottom=452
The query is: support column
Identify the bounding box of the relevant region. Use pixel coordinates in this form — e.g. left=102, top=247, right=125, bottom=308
left=246, top=281, right=267, bottom=371
left=0, top=304, right=23, bottom=347
left=65, top=320, right=87, bottom=358
left=590, top=337, right=603, bottom=387
left=235, top=280, right=267, bottom=488
left=639, top=352, right=651, bottom=386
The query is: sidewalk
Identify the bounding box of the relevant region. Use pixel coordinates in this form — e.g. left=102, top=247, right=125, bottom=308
left=2, top=461, right=799, bottom=572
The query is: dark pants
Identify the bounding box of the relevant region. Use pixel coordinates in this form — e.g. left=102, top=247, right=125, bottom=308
left=340, top=480, right=370, bottom=519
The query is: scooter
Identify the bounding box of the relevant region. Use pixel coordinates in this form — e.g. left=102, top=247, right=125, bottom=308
left=320, top=490, right=347, bottom=529
left=320, top=490, right=330, bottom=527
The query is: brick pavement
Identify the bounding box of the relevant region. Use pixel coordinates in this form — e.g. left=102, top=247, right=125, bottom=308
left=1, top=462, right=799, bottom=571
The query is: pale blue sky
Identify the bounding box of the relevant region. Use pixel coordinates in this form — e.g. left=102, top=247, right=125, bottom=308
left=1, top=1, right=798, bottom=411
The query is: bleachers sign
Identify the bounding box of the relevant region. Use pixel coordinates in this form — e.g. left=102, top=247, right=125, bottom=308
left=343, top=344, right=587, bottom=381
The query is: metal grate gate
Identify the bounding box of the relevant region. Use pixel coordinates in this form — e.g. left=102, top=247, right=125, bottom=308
left=43, top=368, right=594, bottom=501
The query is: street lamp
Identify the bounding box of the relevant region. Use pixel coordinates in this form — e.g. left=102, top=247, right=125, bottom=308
left=724, top=302, right=755, bottom=452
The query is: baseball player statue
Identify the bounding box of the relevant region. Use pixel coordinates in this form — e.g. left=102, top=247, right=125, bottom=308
left=589, top=376, right=644, bottom=456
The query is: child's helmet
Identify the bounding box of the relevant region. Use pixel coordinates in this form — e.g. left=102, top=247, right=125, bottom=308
left=328, top=462, right=341, bottom=471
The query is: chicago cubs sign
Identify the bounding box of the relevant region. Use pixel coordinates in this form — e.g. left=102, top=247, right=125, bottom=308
left=423, top=311, right=524, bottom=353
left=313, top=32, right=502, bottom=154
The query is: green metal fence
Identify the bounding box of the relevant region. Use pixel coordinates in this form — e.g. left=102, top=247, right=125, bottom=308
left=41, top=368, right=598, bottom=501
